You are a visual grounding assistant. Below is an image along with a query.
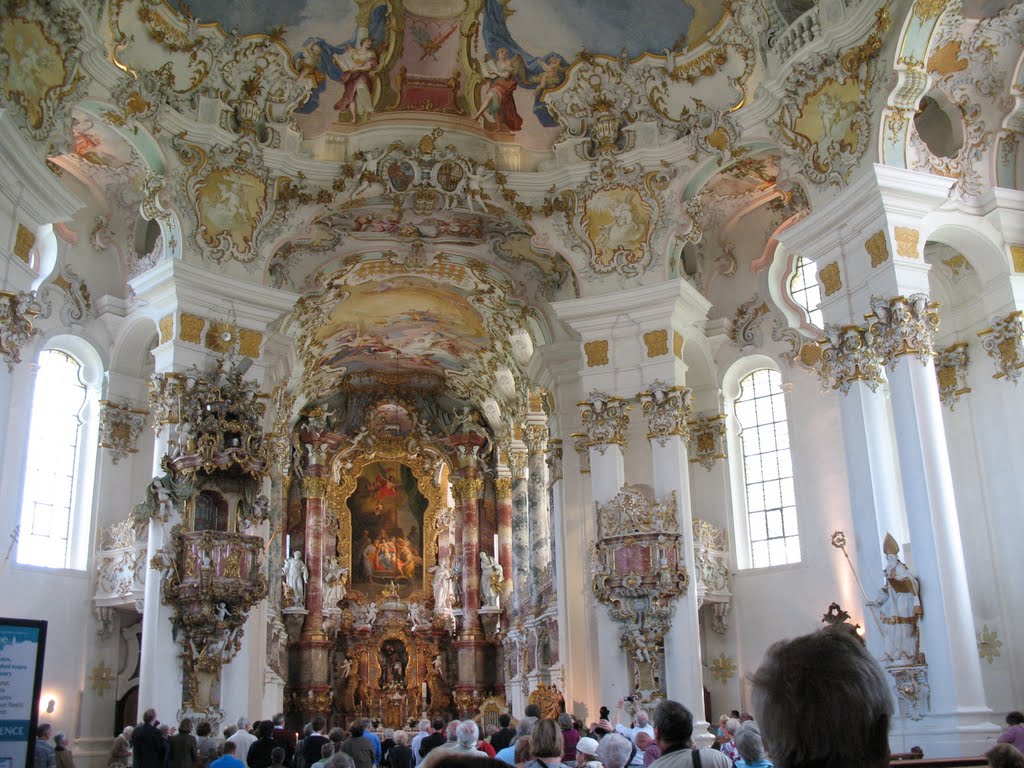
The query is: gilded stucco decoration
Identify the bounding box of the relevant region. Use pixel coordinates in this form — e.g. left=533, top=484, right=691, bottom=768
left=578, top=391, right=630, bottom=453
left=98, top=400, right=149, bottom=464
left=867, top=294, right=940, bottom=366
left=729, top=296, right=770, bottom=348
left=573, top=436, right=591, bottom=474
left=638, top=381, right=693, bottom=447
left=290, top=252, right=531, bottom=416
left=977, top=625, right=1002, bottom=664
left=909, top=4, right=1023, bottom=198
left=93, top=517, right=147, bottom=611
left=934, top=342, right=971, bottom=410
left=643, top=330, right=669, bottom=358
left=541, top=160, right=678, bottom=278
left=865, top=230, right=889, bottom=268
left=977, top=311, right=1024, bottom=383
left=0, top=290, right=43, bottom=370
left=894, top=227, right=920, bottom=259
left=541, top=11, right=755, bottom=156
left=592, top=483, right=688, bottom=703
left=583, top=340, right=610, bottom=368
left=0, top=0, right=85, bottom=143
left=686, top=413, right=726, bottom=470
left=693, top=518, right=731, bottom=629
left=772, top=9, right=888, bottom=187
left=819, top=262, right=842, bottom=296
left=709, top=653, right=737, bottom=683
left=818, top=324, right=885, bottom=394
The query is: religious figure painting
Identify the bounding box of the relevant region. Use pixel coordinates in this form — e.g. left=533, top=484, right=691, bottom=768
left=349, top=461, right=428, bottom=600
left=581, top=187, right=653, bottom=269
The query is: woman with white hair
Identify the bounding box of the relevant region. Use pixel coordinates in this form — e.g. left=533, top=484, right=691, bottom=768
left=734, top=723, right=771, bottom=768
left=54, top=733, right=76, bottom=768
left=597, top=733, right=634, bottom=768
left=109, top=726, right=133, bottom=767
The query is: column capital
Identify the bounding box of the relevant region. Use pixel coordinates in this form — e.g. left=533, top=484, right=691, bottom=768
left=638, top=380, right=693, bottom=446
left=523, top=424, right=549, bottom=452
left=578, top=391, right=630, bottom=452
left=494, top=477, right=513, bottom=498
left=977, top=310, right=1024, bottom=383
left=508, top=450, right=528, bottom=479
left=546, top=440, right=563, bottom=485
left=572, top=436, right=591, bottom=474
left=867, top=293, right=939, bottom=365
left=686, top=413, right=727, bottom=470
left=818, top=324, right=886, bottom=394
left=451, top=476, right=484, bottom=503
left=302, top=476, right=332, bottom=499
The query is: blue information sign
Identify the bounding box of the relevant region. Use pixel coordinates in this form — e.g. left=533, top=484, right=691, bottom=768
left=0, top=619, right=47, bottom=768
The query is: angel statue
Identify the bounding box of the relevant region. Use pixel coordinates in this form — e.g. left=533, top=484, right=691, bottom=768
left=480, top=552, right=504, bottom=608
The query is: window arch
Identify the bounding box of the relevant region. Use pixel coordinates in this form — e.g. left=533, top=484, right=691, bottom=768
left=725, top=361, right=801, bottom=569
left=17, top=338, right=102, bottom=570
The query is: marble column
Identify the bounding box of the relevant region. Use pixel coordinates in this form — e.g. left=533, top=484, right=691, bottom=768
left=509, top=446, right=530, bottom=615
left=579, top=393, right=631, bottom=705
left=524, top=423, right=552, bottom=604
left=873, top=298, right=990, bottom=732
left=495, top=475, right=514, bottom=599
left=453, top=475, right=484, bottom=622
left=638, top=382, right=711, bottom=739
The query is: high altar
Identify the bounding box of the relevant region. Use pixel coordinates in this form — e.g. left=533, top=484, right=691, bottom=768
left=279, top=398, right=513, bottom=727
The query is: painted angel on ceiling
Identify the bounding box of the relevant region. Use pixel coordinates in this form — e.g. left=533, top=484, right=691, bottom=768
left=292, top=3, right=391, bottom=121
left=475, top=0, right=567, bottom=133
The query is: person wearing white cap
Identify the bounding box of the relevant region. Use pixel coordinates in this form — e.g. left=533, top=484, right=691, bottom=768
left=572, top=737, right=600, bottom=768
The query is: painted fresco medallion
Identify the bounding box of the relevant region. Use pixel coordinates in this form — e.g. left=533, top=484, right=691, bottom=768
left=313, top=275, right=488, bottom=377
left=194, top=168, right=268, bottom=255
left=1, top=19, right=66, bottom=130
left=793, top=78, right=864, bottom=155
left=581, top=187, right=654, bottom=270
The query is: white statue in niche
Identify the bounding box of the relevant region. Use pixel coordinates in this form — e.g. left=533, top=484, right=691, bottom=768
left=431, top=564, right=454, bottom=615
left=283, top=550, right=309, bottom=608
left=480, top=552, right=503, bottom=608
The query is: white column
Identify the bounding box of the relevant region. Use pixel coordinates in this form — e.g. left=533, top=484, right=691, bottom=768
left=837, top=381, right=906, bottom=659
left=886, top=355, right=992, bottom=746
left=651, top=432, right=710, bottom=741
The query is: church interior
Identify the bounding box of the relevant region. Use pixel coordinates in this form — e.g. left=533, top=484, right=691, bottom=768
left=1, top=0, right=1023, bottom=763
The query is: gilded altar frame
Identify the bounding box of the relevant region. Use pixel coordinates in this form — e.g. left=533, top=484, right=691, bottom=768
left=326, top=437, right=445, bottom=601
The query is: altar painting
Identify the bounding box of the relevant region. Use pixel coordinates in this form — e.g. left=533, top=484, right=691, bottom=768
left=349, top=460, right=427, bottom=600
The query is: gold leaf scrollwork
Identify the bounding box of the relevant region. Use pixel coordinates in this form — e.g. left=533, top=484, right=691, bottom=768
left=638, top=381, right=693, bottom=446
left=578, top=391, right=630, bottom=453
left=302, top=476, right=333, bottom=499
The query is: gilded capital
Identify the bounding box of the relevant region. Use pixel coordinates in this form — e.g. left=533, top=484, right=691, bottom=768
left=934, top=342, right=971, bottom=409
left=686, top=414, right=727, bottom=470
left=495, top=477, right=513, bottom=498
left=572, top=436, right=591, bottom=474
left=867, top=294, right=939, bottom=366
left=508, top=450, right=528, bottom=479
left=546, top=440, right=563, bottom=485
left=523, top=424, right=549, bottom=452
left=0, top=290, right=40, bottom=371
left=302, top=475, right=332, bottom=498
left=577, top=391, right=630, bottom=453
left=638, top=381, right=693, bottom=446
left=818, top=323, right=885, bottom=394
left=977, top=311, right=1024, bottom=383
left=452, top=476, right=484, bottom=503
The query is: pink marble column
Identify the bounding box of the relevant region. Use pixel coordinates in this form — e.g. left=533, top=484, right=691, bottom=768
left=454, top=474, right=483, bottom=624
left=300, top=475, right=327, bottom=640
left=495, top=477, right=513, bottom=597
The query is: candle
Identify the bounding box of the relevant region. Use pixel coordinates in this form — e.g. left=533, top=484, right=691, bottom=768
left=422, top=682, right=428, bottom=700
left=286, top=534, right=290, bottom=555
left=493, top=533, right=498, bottom=559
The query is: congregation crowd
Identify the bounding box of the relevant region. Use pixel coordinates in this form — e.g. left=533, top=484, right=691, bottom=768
left=34, top=628, right=1024, bottom=768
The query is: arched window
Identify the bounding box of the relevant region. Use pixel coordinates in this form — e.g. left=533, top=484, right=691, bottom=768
left=17, top=349, right=94, bottom=569
left=733, top=368, right=801, bottom=568
left=789, top=256, right=823, bottom=329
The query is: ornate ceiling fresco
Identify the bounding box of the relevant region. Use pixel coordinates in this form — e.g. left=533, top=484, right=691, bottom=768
left=1, top=0, right=1021, bottom=412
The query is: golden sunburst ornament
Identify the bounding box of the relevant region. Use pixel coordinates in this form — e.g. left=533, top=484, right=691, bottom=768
left=89, top=661, right=115, bottom=695
left=977, top=625, right=1001, bottom=664
left=710, top=653, right=737, bottom=683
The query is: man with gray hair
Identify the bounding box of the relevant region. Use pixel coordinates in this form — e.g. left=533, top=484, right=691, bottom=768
left=597, top=733, right=635, bottom=768
left=411, top=720, right=432, bottom=766
left=649, top=701, right=732, bottom=768
left=452, top=721, right=487, bottom=754
left=495, top=717, right=535, bottom=766
left=750, top=626, right=893, bottom=768
left=229, top=718, right=257, bottom=762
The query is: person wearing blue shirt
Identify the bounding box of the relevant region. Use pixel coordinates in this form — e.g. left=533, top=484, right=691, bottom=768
left=210, top=741, right=246, bottom=768
left=361, top=720, right=383, bottom=765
